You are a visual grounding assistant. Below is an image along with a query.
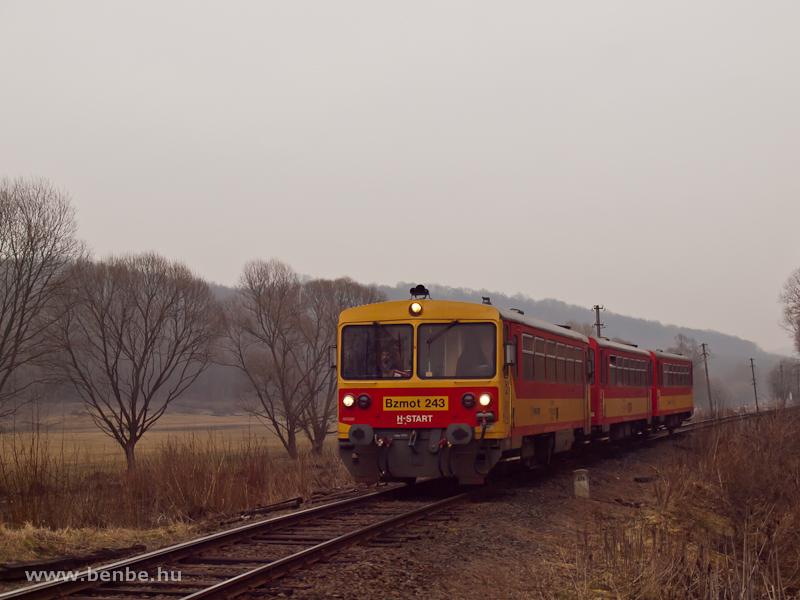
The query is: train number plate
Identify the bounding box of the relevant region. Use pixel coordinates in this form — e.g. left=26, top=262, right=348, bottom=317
left=383, top=396, right=449, bottom=411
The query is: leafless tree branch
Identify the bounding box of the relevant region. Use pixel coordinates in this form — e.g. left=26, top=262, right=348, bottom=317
left=49, top=253, right=221, bottom=470
left=0, top=176, right=83, bottom=418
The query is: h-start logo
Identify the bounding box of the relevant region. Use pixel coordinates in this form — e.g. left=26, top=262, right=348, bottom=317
left=396, top=414, right=433, bottom=425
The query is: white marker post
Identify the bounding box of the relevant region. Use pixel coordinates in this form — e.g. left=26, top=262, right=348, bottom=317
left=574, top=469, right=589, bottom=498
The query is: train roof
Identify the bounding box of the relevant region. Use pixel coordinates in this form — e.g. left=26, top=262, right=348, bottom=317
left=338, top=299, right=589, bottom=344
left=496, top=307, right=590, bottom=344
left=593, top=337, right=652, bottom=357
left=652, top=349, right=693, bottom=363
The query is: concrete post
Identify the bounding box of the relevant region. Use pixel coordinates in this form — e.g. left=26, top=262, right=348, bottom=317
left=574, top=469, right=589, bottom=498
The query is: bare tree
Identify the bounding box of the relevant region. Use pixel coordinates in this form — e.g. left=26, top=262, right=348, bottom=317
left=224, top=261, right=384, bottom=458
left=224, top=260, right=309, bottom=458
left=564, top=320, right=595, bottom=338
left=666, top=333, right=704, bottom=370
left=297, top=277, right=384, bottom=454
left=0, top=177, right=82, bottom=417
left=780, top=267, right=800, bottom=355
left=51, top=253, right=221, bottom=470
left=768, top=358, right=795, bottom=408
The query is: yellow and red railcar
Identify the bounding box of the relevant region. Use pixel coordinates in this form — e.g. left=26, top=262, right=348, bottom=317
left=588, top=338, right=653, bottom=439
left=650, top=350, right=694, bottom=431
left=337, top=296, right=590, bottom=485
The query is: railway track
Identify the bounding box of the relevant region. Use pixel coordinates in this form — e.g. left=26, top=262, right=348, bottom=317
left=0, top=481, right=468, bottom=600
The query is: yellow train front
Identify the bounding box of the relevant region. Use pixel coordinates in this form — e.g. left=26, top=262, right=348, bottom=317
left=336, top=297, right=590, bottom=485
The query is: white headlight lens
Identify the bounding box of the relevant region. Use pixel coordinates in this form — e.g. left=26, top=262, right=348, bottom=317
left=343, top=394, right=355, bottom=408
left=410, top=302, right=422, bottom=315
left=479, top=393, right=492, bottom=407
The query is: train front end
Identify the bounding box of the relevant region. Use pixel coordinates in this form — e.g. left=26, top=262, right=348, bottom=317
left=337, top=299, right=506, bottom=485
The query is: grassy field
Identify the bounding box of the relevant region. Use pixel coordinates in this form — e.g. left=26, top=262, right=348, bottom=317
left=8, top=409, right=299, bottom=466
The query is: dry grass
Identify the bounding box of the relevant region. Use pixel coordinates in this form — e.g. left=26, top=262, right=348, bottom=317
left=0, top=426, right=352, bottom=535
left=569, top=410, right=800, bottom=599
left=0, top=522, right=198, bottom=564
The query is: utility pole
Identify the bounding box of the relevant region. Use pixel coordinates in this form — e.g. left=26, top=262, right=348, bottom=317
left=750, top=358, right=760, bottom=413
left=592, top=305, right=605, bottom=338
left=701, top=343, right=714, bottom=418
left=780, top=363, right=784, bottom=406
left=792, top=362, right=800, bottom=406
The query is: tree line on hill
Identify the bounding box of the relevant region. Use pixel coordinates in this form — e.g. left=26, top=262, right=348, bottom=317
left=3, top=176, right=799, bottom=470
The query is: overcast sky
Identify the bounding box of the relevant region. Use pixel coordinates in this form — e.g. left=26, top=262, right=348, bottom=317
left=1, top=2, right=798, bottom=353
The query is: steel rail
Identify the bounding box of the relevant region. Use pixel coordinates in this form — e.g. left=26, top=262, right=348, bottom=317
left=0, top=487, right=401, bottom=600
left=181, top=491, right=471, bottom=600
left=675, top=404, right=800, bottom=436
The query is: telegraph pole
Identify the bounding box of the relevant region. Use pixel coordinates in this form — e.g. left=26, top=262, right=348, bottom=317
left=792, top=362, right=800, bottom=406
left=750, top=358, right=760, bottom=413
left=592, top=305, right=605, bottom=338
left=780, top=363, right=785, bottom=406
left=701, top=343, right=714, bottom=418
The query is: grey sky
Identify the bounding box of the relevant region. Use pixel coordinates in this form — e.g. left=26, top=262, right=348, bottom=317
left=2, top=2, right=798, bottom=353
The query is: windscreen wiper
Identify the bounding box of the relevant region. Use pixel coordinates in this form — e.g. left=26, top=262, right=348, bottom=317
left=424, top=320, right=459, bottom=376
left=426, top=320, right=459, bottom=346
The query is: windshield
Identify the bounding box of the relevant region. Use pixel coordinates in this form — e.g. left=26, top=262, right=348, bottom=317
left=418, top=322, right=496, bottom=379
left=341, top=324, right=413, bottom=380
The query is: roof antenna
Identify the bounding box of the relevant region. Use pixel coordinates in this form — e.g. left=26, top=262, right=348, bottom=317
left=409, top=284, right=430, bottom=299
left=482, top=296, right=492, bottom=305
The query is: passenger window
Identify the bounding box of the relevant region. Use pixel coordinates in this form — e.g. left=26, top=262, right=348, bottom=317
left=556, top=343, right=566, bottom=383
left=609, top=355, right=617, bottom=387
left=522, top=334, right=534, bottom=381
left=546, top=340, right=557, bottom=383
left=566, top=345, right=575, bottom=384
left=576, top=347, right=584, bottom=384
left=534, top=337, right=546, bottom=382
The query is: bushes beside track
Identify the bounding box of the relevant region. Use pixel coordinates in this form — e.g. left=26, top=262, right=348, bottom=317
left=572, top=410, right=800, bottom=599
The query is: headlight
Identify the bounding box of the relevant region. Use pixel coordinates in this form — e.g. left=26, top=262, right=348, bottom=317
left=409, top=302, right=422, bottom=316
left=461, top=393, right=476, bottom=409
left=357, top=394, right=372, bottom=409
left=478, top=393, right=492, bottom=407
left=342, top=394, right=355, bottom=408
